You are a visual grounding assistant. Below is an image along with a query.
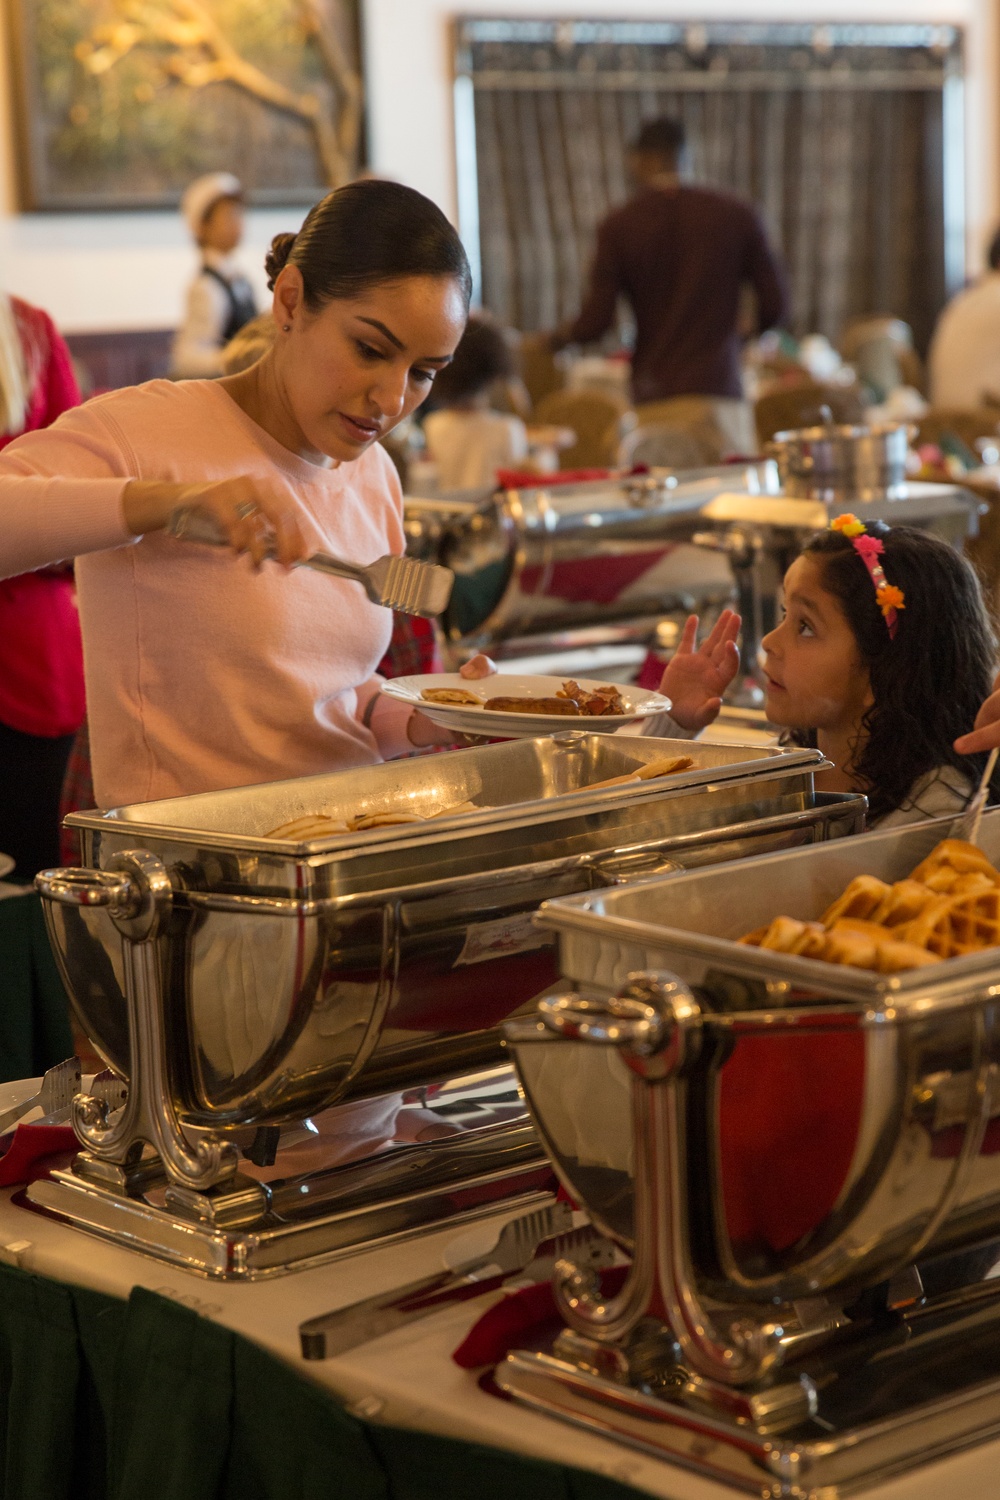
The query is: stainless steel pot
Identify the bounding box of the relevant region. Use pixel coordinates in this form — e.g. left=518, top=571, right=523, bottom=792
left=767, top=421, right=913, bottom=503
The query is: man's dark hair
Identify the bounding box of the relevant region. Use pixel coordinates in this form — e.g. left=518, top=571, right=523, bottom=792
left=631, top=117, right=686, bottom=159
left=988, top=226, right=1000, bottom=272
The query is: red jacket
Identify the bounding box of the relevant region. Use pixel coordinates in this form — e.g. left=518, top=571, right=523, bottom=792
left=0, top=298, right=84, bottom=737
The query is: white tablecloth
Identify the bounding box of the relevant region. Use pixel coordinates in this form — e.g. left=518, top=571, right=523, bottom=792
left=0, top=1112, right=998, bottom=1498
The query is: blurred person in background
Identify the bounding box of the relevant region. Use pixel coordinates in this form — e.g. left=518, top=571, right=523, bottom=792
left=422, top=315, right=529, bottom=490
left=928, top=227, right=1000, bottom=409
left=0, top=294, right=83, bottom=879
left=171, top=172, right=259, bottom=379
left=548, top=116, right=789, bottom=458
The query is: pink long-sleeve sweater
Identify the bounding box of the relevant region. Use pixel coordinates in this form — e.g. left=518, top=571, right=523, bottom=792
left=0, top=379, right=415, bottom=807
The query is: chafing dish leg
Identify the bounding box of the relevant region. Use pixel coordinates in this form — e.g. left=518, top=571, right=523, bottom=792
left=36, top=852, right=238, bottom=1195
left=526, top=976, right=785, bottom=1387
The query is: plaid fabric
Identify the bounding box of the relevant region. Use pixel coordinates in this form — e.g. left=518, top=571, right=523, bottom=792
left=58, top=720, right=94, bottom=867
left=378, top=613, right=442, bottom=678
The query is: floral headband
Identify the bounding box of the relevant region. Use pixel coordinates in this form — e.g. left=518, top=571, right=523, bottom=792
left=829, top=514, right=905, bottom=638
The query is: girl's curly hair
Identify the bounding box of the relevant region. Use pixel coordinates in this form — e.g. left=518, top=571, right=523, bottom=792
left=788, top=522, right=1000, bottom=823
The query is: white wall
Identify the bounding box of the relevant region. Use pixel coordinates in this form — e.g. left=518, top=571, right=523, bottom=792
left=0, top=0, right=995, bottom=331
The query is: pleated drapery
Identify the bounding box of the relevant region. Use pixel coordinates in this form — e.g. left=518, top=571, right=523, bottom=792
left=459, top=22, right=959, bottom=351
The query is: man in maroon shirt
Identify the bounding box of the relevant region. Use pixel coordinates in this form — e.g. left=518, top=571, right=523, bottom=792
left=550, top=117, right=789, bottom=458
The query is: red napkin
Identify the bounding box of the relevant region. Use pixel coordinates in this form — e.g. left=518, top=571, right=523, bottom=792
left=452, top=1264, right=629, bottom=1369
left=496, top=468, right=612, bottom=489
left=0, top=1123, right=77, bottom=1186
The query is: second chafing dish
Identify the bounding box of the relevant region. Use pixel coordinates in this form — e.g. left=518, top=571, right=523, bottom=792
left=514, top=810, right=1000, bottom=1303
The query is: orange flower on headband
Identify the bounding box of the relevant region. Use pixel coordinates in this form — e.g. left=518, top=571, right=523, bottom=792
left=876, top=584, right=905, bottom=618
left=830, top=513, right=866, bottom=537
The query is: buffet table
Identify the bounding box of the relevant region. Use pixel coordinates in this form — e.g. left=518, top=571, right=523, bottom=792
left=2, top=1175, right=1000, bottom=1500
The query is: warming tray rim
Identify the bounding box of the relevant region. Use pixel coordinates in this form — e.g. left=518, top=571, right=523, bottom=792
left=534, top=893, right=1000, bottom=1012
left=63, top=742, right=827, bottom=857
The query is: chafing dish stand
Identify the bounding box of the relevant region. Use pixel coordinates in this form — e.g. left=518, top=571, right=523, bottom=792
left=499, top=808, right=1000, bottom=1496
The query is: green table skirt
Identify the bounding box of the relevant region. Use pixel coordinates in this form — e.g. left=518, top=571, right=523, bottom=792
left=0, top=894, right=74, bottom=1084
left=0, top=1261, right=644, bottom=1500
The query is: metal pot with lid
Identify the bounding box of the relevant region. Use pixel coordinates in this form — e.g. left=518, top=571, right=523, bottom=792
left=767, top=416, right=913, bottom=503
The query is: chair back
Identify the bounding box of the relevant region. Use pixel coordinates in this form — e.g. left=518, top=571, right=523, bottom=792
left=754, top=382, right=865, bottom=446
left=532, top=388, right=630, bottom=469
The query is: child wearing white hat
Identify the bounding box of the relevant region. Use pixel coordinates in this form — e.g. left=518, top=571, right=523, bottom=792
left=171, top=172, right=258, bottom=378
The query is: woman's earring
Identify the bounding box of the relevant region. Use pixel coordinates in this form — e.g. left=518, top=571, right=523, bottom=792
left=282, top=323, right=291, bottom=332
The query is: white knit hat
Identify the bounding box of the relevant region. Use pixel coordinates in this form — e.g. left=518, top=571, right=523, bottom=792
left=181, top=172, right=243, bottom=236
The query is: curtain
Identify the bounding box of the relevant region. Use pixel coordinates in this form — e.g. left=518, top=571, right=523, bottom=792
left=464, top=26, right=955, bottom=352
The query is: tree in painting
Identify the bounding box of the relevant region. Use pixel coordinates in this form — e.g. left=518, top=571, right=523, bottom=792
left=24, top=0, right=363, bottom=205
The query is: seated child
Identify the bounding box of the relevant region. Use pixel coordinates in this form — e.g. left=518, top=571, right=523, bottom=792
left=423, top=316, right=528, bottom=490
left=651, top=515, right=1000, bottom=828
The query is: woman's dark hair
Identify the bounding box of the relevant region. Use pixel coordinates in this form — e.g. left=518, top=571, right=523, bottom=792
left=790, top=522, right=1000, bottom=822
left=265, top=179, right=472, bottom=310
left=429, top=315, right=515, bottom=404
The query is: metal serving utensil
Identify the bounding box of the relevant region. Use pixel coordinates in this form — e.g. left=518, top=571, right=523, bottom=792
left=167, top=507, right=453, bottom=618
left=299, top=1202, right=590, bottom=1359
left=957, top=746, right=999, bottom=846
left=0, top=1058, right=81, bottom=1135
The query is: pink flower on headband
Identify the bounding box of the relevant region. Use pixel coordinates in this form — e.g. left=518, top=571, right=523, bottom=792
left=853, top=534, right=884, bottom=559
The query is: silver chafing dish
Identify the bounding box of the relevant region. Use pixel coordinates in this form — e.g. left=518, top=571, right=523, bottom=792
left=405, top=470, right=982, bottom=713
left=500, top=810, right=1000, bottom=1494
left=29, top=734, right=862, bottom=1277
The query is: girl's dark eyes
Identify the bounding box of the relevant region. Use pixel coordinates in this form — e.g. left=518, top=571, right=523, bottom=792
left=411, top=368, right=436, bottom=386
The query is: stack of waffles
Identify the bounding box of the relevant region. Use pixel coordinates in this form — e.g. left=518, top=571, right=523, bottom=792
left=740, top=839, right=1000, bottom=973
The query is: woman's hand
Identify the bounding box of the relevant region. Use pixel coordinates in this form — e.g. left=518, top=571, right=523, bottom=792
left=406, top=654, right=498, bottom=748
left=122, top=477, right=308, bottom=567
left=955, top=669, right=1000, bottom=755
left=660, top=609, right=741, bottom=732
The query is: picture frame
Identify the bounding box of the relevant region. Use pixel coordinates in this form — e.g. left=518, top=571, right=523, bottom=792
left=7, top=0, right=365, bottom=211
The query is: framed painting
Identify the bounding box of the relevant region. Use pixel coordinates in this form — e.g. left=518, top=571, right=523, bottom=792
left=7, top=0, right=365, bottom=210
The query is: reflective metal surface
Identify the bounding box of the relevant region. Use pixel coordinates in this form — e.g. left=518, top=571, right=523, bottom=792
left=768, top=421, right=913, bottom=503
left=48, top=736, right=853, bottom=1134
left=436, top=467, right=777, bottom=644
left=512, top=810, right=1000, bottom=1311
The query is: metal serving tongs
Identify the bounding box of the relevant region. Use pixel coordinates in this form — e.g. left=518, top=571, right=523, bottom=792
left=167, top=507, right=454, bottom=618
left=957, top=745, right=1000, bottom=846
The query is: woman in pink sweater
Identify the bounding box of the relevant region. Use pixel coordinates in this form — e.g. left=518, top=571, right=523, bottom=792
left=0, top=182, right=473, bottom=809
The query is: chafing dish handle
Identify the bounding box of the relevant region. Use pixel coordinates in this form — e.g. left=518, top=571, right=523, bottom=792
left=506, top=976, right=785, bottom=1387
left=35, top=867, right=139, bottom=915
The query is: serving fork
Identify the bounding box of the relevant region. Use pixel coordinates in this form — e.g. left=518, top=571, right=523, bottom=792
left=0, top=1057, right=81, bottom=1134
left=299, top=1203, right=618, bottom=1360
left=167, top=507, right=454, bottom=618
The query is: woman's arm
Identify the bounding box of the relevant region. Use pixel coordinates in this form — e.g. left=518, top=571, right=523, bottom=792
left=0, top=403, right=309, bottom=580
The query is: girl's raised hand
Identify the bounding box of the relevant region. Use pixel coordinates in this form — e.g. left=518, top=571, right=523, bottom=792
left=660, top=609, right=741, bottom=732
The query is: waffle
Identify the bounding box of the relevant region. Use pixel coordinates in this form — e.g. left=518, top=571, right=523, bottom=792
left=821, top=876, right=892, bottom=926
left=739, top=838, right=1000, bottom=973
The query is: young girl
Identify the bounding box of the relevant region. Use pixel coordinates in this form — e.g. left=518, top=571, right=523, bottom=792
left=759, top=514, right=999, bottom=826
left=654, top=515, right=1000, bottom=826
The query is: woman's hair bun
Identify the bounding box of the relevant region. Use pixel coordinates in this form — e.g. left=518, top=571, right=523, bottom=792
left=265, top=232, right=298, bottom=289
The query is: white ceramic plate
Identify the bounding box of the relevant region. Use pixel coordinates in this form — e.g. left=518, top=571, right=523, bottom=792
left=380, top=673, right=671, bottom=738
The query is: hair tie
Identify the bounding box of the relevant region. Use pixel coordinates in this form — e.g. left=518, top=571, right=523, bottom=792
left=829, top=514, right=905, bottom=638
